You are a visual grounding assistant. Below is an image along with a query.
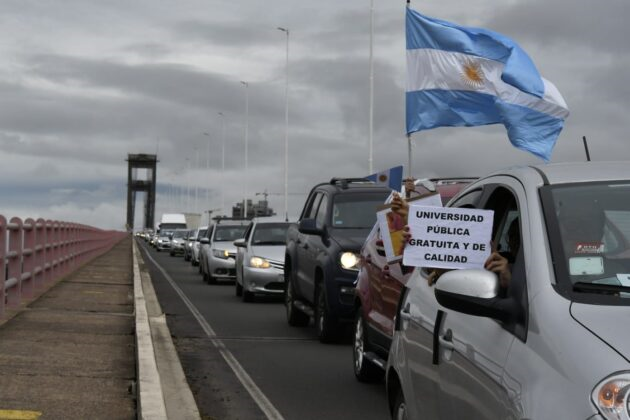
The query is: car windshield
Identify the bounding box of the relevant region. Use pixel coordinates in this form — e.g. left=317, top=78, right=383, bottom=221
left=546, top=182, right=630, bottom=296
left=331, top=192, right=388, bottom=229
left=172, top=230, right=187, bottom=238
left=252, top=223, right=289, bottom=245
left=214, top=225, right=247, bottom=242
left=197, top=229, right=207, bottom=239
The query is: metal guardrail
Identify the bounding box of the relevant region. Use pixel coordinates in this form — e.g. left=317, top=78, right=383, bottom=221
left=0, top=215, right=128, bottom=318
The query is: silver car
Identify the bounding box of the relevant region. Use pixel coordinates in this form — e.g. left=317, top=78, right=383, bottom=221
left=169, top=229, right=188, bottom=256
left=190, top=226, right=208, bottom=266
left=234, top=218, right=290, bottom=302
left=386, top=162, right=630, bottom=420
left=200, top=220, right=248, bottom=284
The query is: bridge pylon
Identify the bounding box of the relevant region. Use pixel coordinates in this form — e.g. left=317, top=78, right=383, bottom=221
left=126, top=154, right=158, bottom=231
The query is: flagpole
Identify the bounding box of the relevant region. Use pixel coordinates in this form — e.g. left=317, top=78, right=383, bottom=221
left=407, top=134, right=412, bottom=178
left=406, top=0, right=411, bottom=178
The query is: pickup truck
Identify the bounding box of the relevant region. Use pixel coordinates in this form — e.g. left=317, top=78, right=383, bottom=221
left=284, top=178, right=390, bottom=342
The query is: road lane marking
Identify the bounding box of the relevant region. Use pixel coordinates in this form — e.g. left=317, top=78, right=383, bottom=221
left=142, top=249, right=285, bottom=420
left=0, top=410, right=42, bottom=420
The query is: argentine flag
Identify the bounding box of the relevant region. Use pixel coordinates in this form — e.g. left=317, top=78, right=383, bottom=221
left=406, top=8, right=569, bottom=161
left=366, top=165, right=404, bottom=192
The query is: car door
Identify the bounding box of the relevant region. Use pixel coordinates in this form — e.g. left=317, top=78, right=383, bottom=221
left=436, top=177, right=527, bottom=419
left=399, top=188, right=484, bottom=419
left=303, top=193, right=329, bottom=301
left=296, top=192, right=322, bottom=292
left=397, top=268, right=443, bottom=419
left=237, top=223, right=254, bottom=283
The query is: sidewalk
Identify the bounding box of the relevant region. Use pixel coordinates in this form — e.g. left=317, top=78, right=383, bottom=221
left=0, top=237, right=199, bottom=420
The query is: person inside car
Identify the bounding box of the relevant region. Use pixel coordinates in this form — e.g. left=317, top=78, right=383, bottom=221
left=391, top=193, right=521, bottom=289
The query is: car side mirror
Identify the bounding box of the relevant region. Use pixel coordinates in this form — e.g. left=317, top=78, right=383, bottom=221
left=200, top=237, right=210, bottom=244
left=434, top=269, right=511, bottom=322
left=298, top=218, right=324, bottom=236
left=234, top=239, right=247, bottom=248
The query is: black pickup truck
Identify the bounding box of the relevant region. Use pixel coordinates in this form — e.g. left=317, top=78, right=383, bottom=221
left=284, top=178, right=390, bottom=342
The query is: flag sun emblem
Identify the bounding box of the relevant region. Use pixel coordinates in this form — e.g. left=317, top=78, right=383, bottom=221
left=378, top=174, right=388, bottom=182
left=460, top=60, right=485, bottom=89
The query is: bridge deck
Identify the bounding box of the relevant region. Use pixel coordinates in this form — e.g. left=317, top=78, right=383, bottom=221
left=0, top=238, right=135, bottom=419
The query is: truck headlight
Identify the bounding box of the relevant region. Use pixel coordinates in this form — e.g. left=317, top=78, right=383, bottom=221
left=212, top=249, right=229, bottom=259
left=592, top=372, right=630, bottom=420
left=340, top=252, right=360, bottom=271
left=250, top=257, right=270, bottom=268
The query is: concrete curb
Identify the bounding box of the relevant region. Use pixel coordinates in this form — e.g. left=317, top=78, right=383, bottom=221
left=133, top=240, right=168, bottom=419
left=133, top=240, right=201, bottom=420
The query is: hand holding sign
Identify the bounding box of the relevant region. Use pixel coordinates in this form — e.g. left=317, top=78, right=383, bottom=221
left=377, top=193, right=443, bottom=263
left=402, top=205, right=494, bottom=270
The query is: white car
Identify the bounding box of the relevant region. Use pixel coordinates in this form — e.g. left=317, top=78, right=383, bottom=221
left=190, top=226, right=208, bottom=266
left=199, top=219, right=248, bottom=284
left=234, top=218, right=290, bottom=302
left=386, top=162, right=630, bottom=420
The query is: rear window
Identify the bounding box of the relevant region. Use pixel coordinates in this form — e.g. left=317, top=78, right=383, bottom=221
left=252, top=223, right=289, bottom=245
left=331, top=192, right=389, bottom=229
left=213, top=225, right=247, bottom=242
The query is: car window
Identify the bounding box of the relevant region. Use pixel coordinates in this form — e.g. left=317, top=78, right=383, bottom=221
left=252, top=223, right=289, bottom=245
left=243, top=223, right=253, bottom=241
left=213, top=225, right=247, bottom=242
left=545, top=182, right=630, bottom=296
left=305, top=193, right=322, bottom=220
left=449, top=188, right=483, bottom=209
left=197, top=229, right=207, bottom=240
left=331, top=192, right=389, bottom=229
left=315, top=195, right=328, bottom=229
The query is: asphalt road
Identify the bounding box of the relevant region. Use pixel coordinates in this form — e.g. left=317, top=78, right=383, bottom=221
left=138, top=241, right=390, bottom=420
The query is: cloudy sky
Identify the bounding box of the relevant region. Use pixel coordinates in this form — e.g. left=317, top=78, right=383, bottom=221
left=1, top=0, right=628, bottom=230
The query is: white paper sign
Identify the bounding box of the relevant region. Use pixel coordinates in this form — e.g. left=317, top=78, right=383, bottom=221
left=402, top=205, right=494, bottom=270
left=376, top=193, right=443, bottom=263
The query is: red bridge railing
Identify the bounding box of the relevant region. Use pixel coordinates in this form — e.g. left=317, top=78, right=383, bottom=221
left=0, top=216, right=128, bottom=318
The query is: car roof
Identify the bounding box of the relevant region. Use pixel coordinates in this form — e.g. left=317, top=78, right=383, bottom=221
left=251, top=216, right=292, bottom=224
left=213, top=219, right=249, bottom=226
left=481, top=161, right=630, bottom=187
left=313, top=178, right=391, bottom=195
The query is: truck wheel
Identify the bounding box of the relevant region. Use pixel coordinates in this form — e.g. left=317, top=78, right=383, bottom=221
left=353, top=310, right=382, bottom=382
left=315, top=285, right=341, bottom=343
left=286, top=278, right=309, bottom=327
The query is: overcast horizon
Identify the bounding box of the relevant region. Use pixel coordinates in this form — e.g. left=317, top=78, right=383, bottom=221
left=1, top=0, right=628, bottom=230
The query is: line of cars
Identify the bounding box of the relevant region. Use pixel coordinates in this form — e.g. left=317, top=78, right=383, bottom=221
left=150, top=216, right=292, bottom=303
left=143, top=164, right=630, bottom=419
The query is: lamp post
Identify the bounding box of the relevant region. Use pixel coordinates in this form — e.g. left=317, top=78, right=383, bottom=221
left=368, top=0, right=374, bottom=174
left=203, top=132, right=211, bottom=213
left=194, top=146, right=199, bottom=213
left=277, top=26, right=289, bottom=222
left=185, top=157, right=191, bottom=212
left=218, top=112, right=226, bottom=216
left=240, top=81, right=249, bottom=219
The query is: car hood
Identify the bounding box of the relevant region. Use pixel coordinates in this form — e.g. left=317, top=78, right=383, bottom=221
left=571, top=302, right=630, bottom=362
left=250, top=245, right=285, bottom=263
left=212, top=241, right=237, bottom=253
left=328, top=228, right=370, bottom=251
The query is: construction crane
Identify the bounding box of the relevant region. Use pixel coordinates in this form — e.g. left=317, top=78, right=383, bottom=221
left=255, top=189, right=305, bottom=201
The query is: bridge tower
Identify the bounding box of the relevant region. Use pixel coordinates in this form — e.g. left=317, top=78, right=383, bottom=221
left=126, top=154, right=158, bottom=231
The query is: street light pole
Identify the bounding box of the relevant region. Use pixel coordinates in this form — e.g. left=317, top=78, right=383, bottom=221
left=195, top=146, right=199, bottom=213
left=218, top=112, right=226, bottom=216
left=368, top=0, right=374, bottom=174
left=277, top=26, right=290, bottom=222
left=186, top=157, right=191, bottom=212
left=240, top=81, right=249, bottom=219
left=203, top=132, right=211, bottom=213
